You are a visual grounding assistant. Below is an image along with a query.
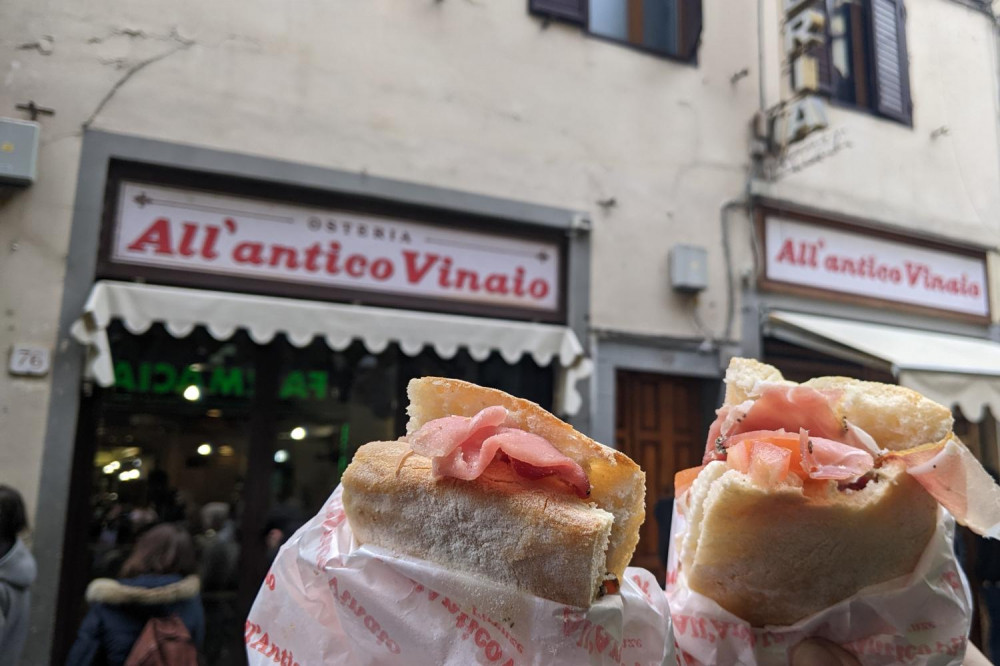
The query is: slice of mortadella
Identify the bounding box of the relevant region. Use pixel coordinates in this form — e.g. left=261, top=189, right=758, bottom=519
left=409, top=407, right=591, bottom=499
left=895, top=436, right=1000, bottom=539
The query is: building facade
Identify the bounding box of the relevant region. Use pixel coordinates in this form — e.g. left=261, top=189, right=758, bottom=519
left=1, top=0, right=999, bottom=662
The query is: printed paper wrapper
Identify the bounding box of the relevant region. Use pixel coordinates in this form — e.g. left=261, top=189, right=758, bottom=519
left=666, top=501, right=973, bottom=665
left=246, top=485, right=676, bottom=666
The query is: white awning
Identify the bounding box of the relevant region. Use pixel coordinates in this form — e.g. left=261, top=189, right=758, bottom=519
left=767, top=310, right=1000, bottom=422
left=70, top=280, right=593, bottom=415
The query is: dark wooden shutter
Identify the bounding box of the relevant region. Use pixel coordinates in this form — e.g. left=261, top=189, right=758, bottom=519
left=676, top=0, right=703, bottom=61
left=869, top=0, right=911, bottom=123
left=529, top=0, right=586, bottom=24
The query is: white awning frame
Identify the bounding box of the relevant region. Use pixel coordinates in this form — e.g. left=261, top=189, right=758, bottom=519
left=70, top=280, right=593, bottom=415
left=767, top=310, right=1000, bottom=422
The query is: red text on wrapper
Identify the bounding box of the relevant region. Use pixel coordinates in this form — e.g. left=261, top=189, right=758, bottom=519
left=561, top=608, right=624, bottom=662
left=329, top=576, right=401, bottom=654
left=412, top=583, right=519, bottom=665
left=244, top=621, right=300, bottom=666
left=843, top=635, right=966, bottom=662
left=671, top=614, right=784, bottom=649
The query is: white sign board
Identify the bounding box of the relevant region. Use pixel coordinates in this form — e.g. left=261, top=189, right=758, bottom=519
left=8, top=345, right=50, bottom=376
left=765, top=216, right=989, bottom=317
left=110, top=183, right=561, bottom=314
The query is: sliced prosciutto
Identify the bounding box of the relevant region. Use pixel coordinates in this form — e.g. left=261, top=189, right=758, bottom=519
left=891, top=437, right=1000, bottom=539
left=703, top=430, right=875, bottom=489
left=408, top=407, right=591, bottom=499
left=799, top=430, right=875, bottom=481
left=704, top=383, right=875, bottom=463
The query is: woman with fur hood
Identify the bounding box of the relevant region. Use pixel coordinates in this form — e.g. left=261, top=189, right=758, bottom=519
left=0, top=485, right=37, bottom=666
left=66, top=523, right=204, bottom=665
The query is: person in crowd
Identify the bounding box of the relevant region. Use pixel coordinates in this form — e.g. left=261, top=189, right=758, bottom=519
left=197, top=502, right=240, bottom=664
left=0, top=485, right=37, bottom=665
left=977, top=467, right=1000, bottom=662
left=65, top=523, right=204, bottom=665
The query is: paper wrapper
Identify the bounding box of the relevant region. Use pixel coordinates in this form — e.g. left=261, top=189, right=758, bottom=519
left=246, top=485, right=676, bottom=666
left=666, top=501, right=974, bottom=665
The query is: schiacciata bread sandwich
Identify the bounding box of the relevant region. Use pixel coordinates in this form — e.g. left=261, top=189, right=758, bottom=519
left=672, top=357, right=1000, bottom=627
left=341, top=377, right=646, bottom=608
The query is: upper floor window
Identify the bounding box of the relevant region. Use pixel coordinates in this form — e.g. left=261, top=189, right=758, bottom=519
left=795, top=0, right=911, bottom=124
left=529, top=0, right=703, bottom=62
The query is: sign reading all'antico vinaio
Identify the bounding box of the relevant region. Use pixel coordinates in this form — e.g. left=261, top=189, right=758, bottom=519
left=109, top=182, right=561, bottom=314
left=765, top=216, right=989, bottom=318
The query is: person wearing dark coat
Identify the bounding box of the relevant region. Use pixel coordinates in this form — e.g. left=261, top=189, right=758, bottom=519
left=66, top=523, right=204, bottom=666
left=0, top=486, right=36, bottom=665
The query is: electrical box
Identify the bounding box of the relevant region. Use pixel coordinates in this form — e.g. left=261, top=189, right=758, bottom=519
left=0, top=118, right=39, bottom=186
left=669, top=244, right=708, bottom=293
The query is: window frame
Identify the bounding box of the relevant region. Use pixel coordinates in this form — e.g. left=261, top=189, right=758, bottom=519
left=528, top=0, right=704, bottom=64
left=802, top=0, right=912, bottom=126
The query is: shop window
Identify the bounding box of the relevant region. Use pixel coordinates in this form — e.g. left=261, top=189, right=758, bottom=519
left=529, top=0, right=703, bottom=62
left=800, top=0, right=911, bottom=124
left=65, top=321, right=554, bottom=664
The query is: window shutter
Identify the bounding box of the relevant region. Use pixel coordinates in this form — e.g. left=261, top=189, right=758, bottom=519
left=869, top=0, right=911, bottom=123
left=676, top=0, right=703, bottom=61
left=529, top=0, right=586, bottom=24
left=807, top=0, right=832, bottom=94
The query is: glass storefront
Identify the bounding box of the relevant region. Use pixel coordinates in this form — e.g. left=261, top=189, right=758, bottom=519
left=63, top=320, right=554, bottom=664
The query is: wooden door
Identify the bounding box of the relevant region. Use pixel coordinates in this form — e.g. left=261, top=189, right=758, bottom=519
left=616, top=370, right=704, bottom=584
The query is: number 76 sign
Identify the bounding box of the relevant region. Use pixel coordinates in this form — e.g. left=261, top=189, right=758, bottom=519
left=8, top=345, right=50, bottom=377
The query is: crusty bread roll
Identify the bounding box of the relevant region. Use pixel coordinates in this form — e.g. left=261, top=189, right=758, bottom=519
left=681, top=459, right=937, bottom=626
left=342, top=377, right=645, bottom=607
left=343, top=440, right=614, bottom=608
left=679, top=359, right=948, bottom=626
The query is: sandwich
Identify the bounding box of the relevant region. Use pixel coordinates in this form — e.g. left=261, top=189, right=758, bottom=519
left=341, top=377, right=646, bottom=608
left=671, top=357, right=1000, bottom=627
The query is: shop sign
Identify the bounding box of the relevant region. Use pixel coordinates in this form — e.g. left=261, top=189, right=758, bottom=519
left=108, top=182, right=561, bottom=316
left=113, top=360, right=329, bottom=400
left=764, top=216, right=989, bottom=317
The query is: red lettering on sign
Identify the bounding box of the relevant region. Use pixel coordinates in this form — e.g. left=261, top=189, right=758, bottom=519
left=127, top=218, right=174, bottom=255
left=403, top=250, right=439, bottom=284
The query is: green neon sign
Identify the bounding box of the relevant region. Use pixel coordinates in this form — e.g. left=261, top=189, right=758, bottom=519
left=113, top=361, right=329, bottom=400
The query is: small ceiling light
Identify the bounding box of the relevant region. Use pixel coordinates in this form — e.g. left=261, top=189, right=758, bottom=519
left=290, top=427, right=307, bottom=441
left=274, top=449, right=289, bottom=464
left=118, top=471, right=131, bottom=481
left=197, top=443, right=213, bottom=456
left=183, top=385, right=201, bottom=401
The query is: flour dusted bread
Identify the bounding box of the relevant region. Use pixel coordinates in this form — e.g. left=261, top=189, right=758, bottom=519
left=677, top=358, right=952, bottom=626
left=343, top=440, right=614, bottom=608
left=681, top=459, right=936, bottom=626
left=342, top=377, right=645, bottom=608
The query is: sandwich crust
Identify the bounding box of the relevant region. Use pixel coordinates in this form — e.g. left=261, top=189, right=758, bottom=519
left=342, top=439, right=614, bottom=607
left=405, top=377, right=645, bottom=582
left=682, top=460, right=937, bottom=626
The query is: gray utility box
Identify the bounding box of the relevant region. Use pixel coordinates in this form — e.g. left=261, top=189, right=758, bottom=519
left=669, top=244, right=708, bottom=293
left=0, top=118, right=39, bottom=185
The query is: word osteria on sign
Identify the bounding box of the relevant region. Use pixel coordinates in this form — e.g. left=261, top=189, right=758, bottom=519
left=110, top=182, right=561, bottom=313
left=765, top=216, right=989, bottom=317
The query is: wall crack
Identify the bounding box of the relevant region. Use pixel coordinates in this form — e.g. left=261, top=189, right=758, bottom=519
left=82, top=38, right=194, bottom=129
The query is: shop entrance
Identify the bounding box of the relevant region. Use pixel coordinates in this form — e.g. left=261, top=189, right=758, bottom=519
left=615, top=370, right=706, bottom=584
left=55, top=320, right=554, bottom=664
